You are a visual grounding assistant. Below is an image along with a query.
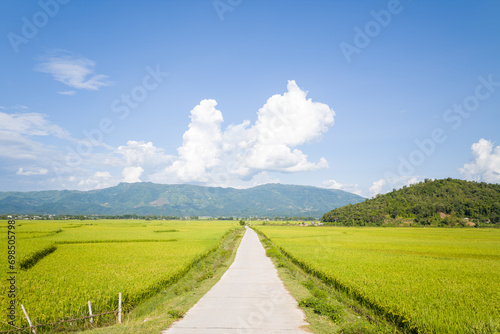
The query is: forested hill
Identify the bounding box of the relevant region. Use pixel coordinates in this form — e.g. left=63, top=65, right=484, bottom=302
left=322, top=179, right=500, bottom=227
left=0, top=182, right=364, bottom=218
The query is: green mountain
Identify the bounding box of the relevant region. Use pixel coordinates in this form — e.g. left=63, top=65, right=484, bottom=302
left=0, top=183, right=364, bottom=218
left=322, top=178, right=500, bottom=227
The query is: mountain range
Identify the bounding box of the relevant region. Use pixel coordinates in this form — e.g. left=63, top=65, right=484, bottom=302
left=0, top=182, right=364, bottom=218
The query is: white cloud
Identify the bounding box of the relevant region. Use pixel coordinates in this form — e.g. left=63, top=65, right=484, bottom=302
left=16, top=167, right=48, bottom=176
left=321, top=179, right=362, bottom=196
left=153, top=80, right=335, bottom=185
left=35, top=50, right=111, bottom=90
left=165, top=99, right=224, bottom=182
left=0, top=110, right=119, bottom=190
left=116, top=140, right=174, bottom=167
left=122, top=166, right=144, bottom=183
left=369, top=178, right=387, bottom=197
left=0, top=111, right=71, bottom=139
left=459, top=138, right=500, bottom=183
left=2, top=81, right=335, bottom=191
left=0, top=111, right=74, bottom=162
left=241, top=80, right=334, bottom=174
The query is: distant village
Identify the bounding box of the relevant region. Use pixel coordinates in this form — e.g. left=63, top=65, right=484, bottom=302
left=1, top=213, right=321, bottom=223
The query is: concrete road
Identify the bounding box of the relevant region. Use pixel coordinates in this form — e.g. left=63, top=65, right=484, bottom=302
left=162, top=226, right=309, bottom=334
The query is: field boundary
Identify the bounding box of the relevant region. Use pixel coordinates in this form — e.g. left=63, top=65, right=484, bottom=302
left=253, top=227, right=422, bottom=334
left=20, top=245, right=57, bottom=270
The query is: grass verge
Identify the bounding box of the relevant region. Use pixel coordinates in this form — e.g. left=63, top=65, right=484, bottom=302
left=253, top=228, right=400, bottom=334
left=77, top=227, right=244, bottom=334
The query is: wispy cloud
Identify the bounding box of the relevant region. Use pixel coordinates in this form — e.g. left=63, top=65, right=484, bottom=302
left=1, top=105, right=28, bottom=110
left=16, top=167, right=48, bottom=176
left=0, top=111, right=76, bottom=166
left=0, top=111, right=72, bottom=139
left=58, top=90, right=76, bottom=96
left=35, top=50, right=112, bottom=91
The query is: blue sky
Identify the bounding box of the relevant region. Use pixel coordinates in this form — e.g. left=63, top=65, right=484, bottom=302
left=1, top=0, right=499, bottom=196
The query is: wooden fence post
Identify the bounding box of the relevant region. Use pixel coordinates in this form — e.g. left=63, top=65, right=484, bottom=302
left=21, top=304, right=36, bottom=334
left=88, top=301, right=93, bottom=323
left=118, top=292, right=122, bottom=324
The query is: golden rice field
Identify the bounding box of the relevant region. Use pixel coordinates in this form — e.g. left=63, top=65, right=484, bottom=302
left=0, top=219, right=236, bottom=330
left=256, top=226, right=500, bottom=334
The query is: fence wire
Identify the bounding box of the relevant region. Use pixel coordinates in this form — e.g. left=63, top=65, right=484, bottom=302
left=0, top=310, right=118, bottom=333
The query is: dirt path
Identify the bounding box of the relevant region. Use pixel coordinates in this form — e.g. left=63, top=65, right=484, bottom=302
left=162, top=226, right=309, bottom=333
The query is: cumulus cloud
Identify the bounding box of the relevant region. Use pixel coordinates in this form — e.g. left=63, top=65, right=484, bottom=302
left=459, top=139, right=500, bottom=183
left=122, top=166, right=144, bottom=183
left=16, top=167, right=48, bottom=176
left=164, top=99, right=224, bottom=182
left=240, top=80, right=333, bottom=174
left=321, top=179, right=362, bottom=196
left=35, top=50, right=111, bottom=91
left=153, top=80, right=335, bottom=185
left=232, top=80, right=333, bottom=176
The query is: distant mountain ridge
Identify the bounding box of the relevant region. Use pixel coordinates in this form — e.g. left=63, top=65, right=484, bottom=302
left=0, top=182, right=364, bottom=218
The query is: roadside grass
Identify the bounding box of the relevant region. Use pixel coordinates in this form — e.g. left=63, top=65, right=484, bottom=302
left=78, top=227, right=244, bottom=334
left=255, top=228, right=399, bottom=334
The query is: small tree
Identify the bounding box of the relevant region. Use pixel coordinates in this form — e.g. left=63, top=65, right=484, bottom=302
left=239, top=219, right=246, bottom=226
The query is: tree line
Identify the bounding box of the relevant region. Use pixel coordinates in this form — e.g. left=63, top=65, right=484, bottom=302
left=322, top=178, right=500, bottom=227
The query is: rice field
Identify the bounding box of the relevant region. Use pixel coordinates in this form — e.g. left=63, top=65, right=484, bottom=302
left=255, top=226, right=500, bottom=333
left=1, top=219, right=237, bottom=330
